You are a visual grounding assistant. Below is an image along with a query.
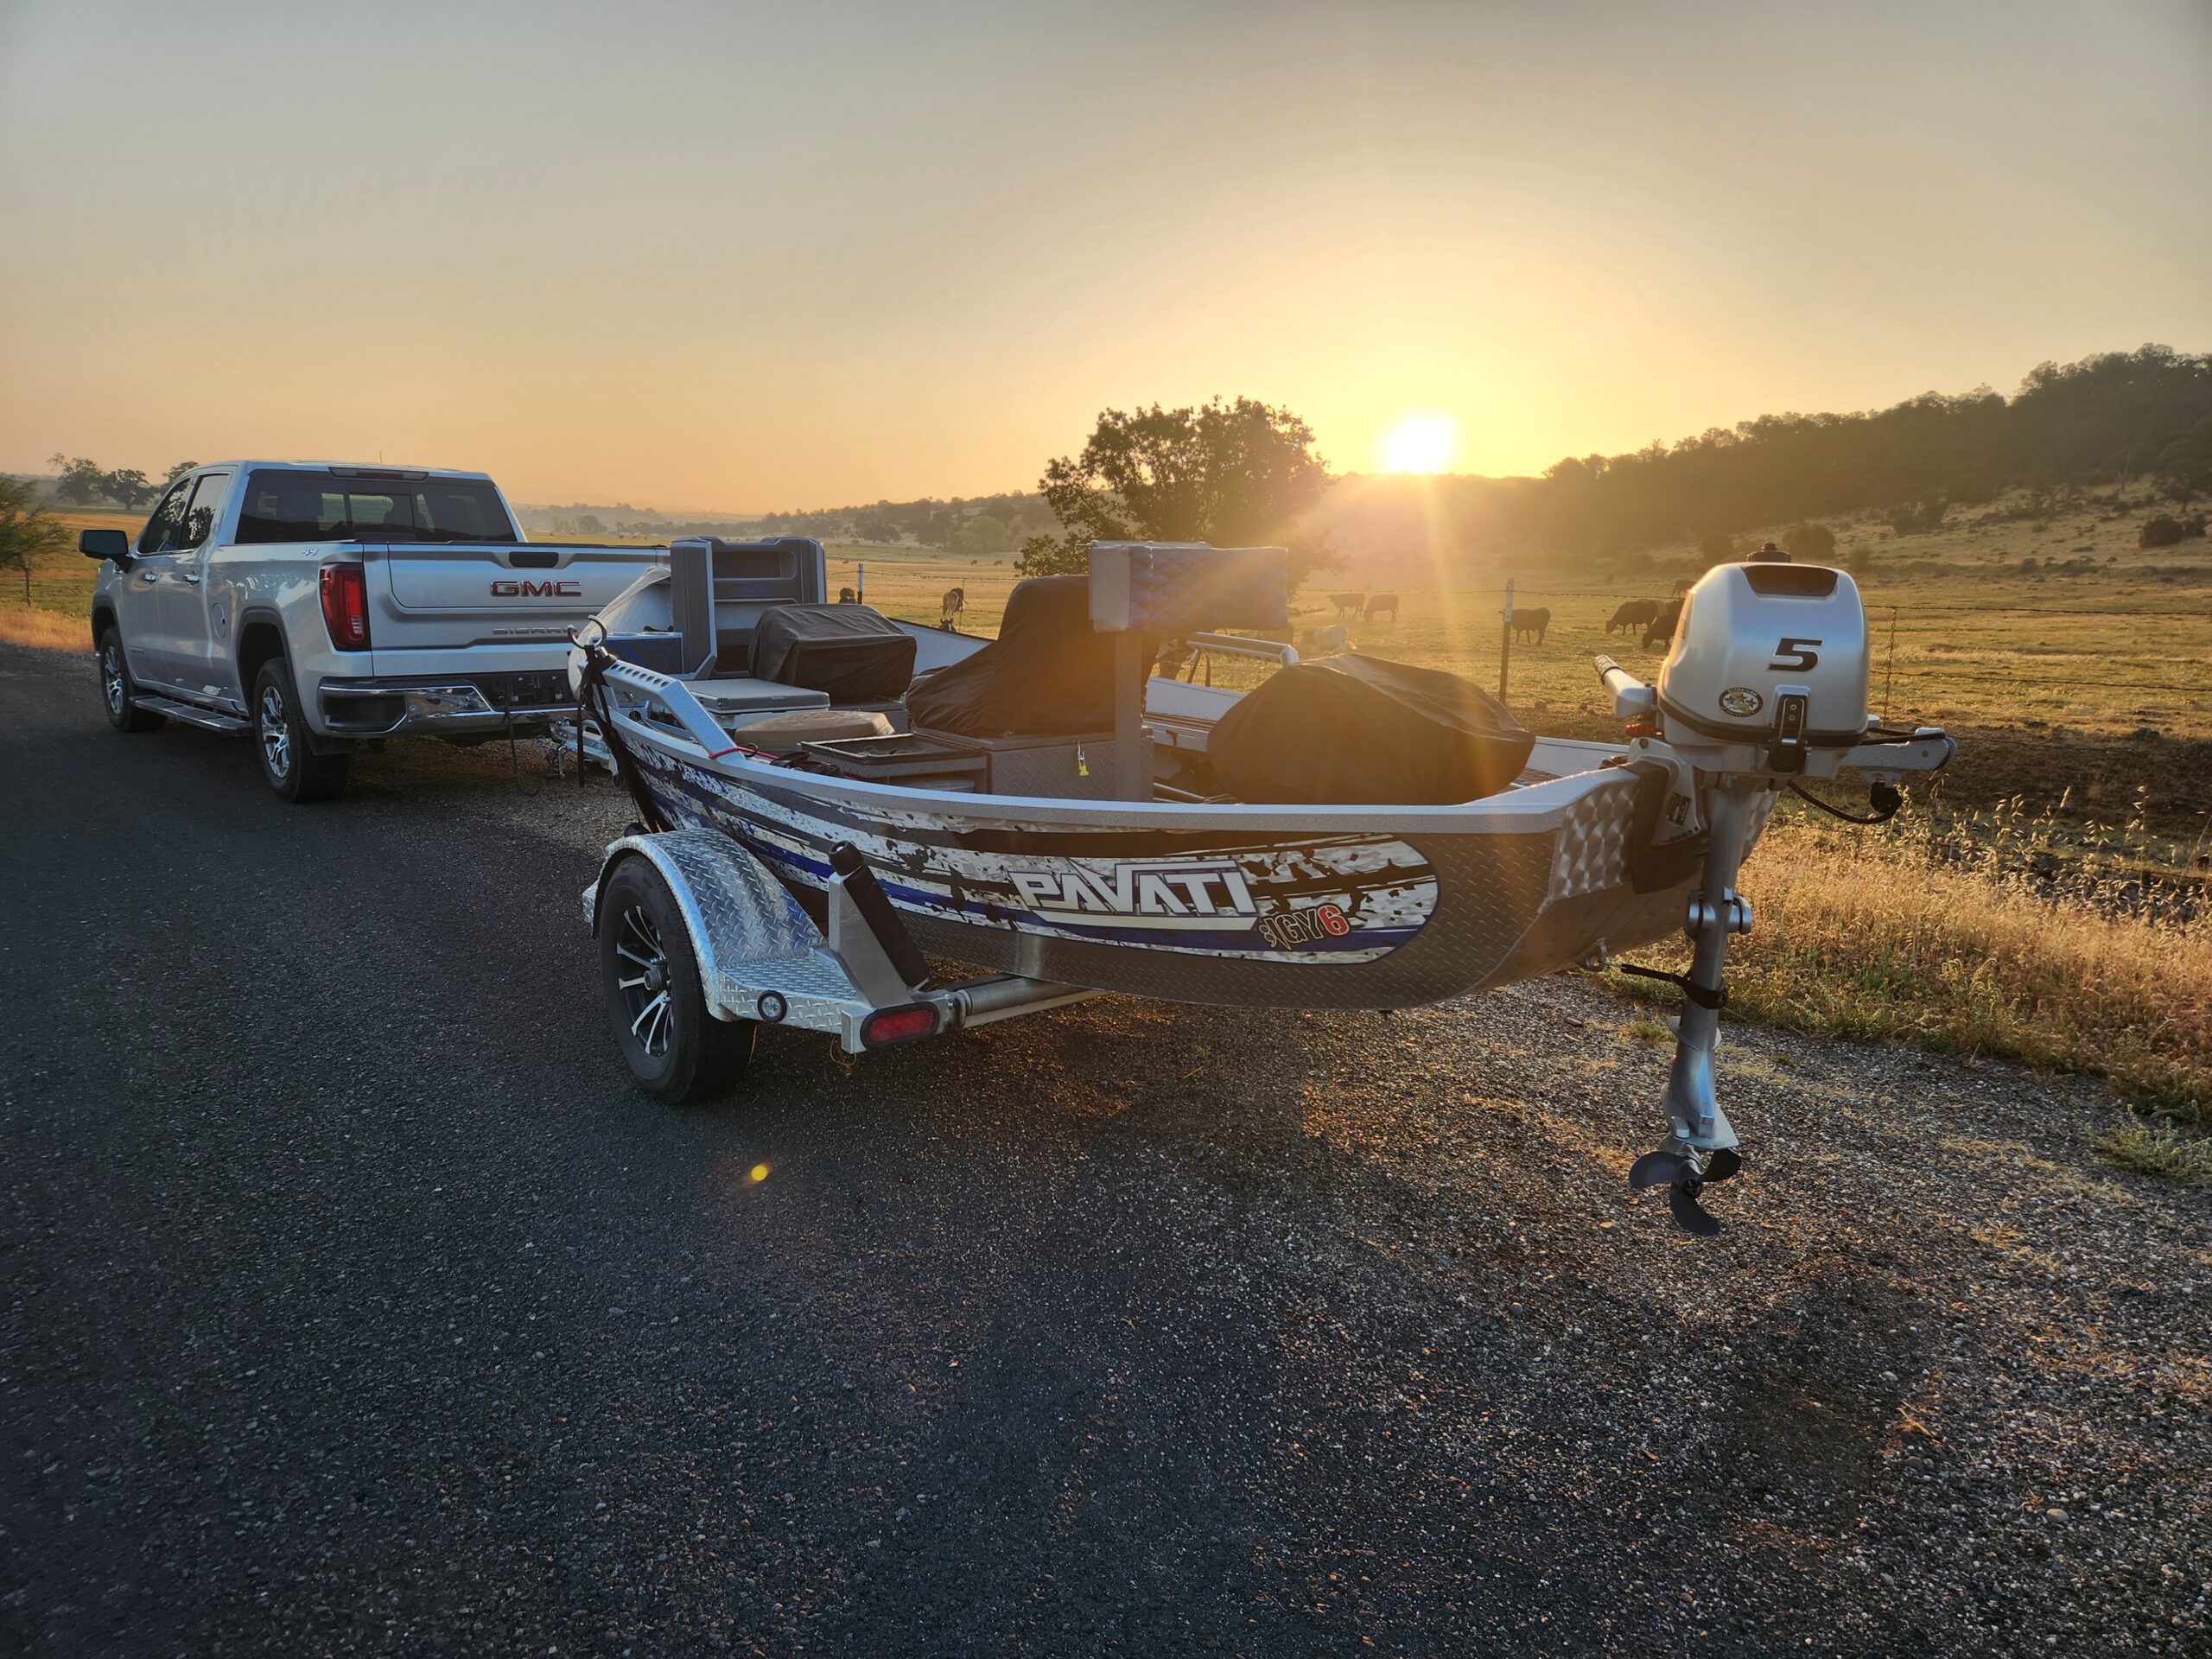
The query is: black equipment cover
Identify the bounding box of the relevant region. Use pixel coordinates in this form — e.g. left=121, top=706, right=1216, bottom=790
left=1205, top=653, right=1535, bottom=804
left=906, top=576, right=1120, bottom=738
left=748, top=604, right=917, bottom=702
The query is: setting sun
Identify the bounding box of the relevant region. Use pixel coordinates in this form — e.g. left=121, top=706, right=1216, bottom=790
left=1375, top=412, right=1459, bottom=475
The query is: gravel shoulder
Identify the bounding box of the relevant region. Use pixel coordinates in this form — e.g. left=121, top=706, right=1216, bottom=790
left=2, top=644, right=2206, bottom=1656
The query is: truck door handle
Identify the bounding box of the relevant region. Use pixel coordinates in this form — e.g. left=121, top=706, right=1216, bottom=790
left=138, top=569, right=160, bottom=582
left=181, top=572, right=202, bottom=584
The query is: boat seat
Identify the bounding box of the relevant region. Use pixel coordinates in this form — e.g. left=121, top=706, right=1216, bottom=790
left=726, top=707, right=895, bottom=753
left=906, top=575, right=1120, bottom=737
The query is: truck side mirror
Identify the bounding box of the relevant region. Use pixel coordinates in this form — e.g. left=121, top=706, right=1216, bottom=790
left=80, top=528, right=130, bottom=563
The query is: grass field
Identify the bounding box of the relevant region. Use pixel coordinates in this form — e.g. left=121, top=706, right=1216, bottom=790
left=12, top=497, right=2209, bottom=736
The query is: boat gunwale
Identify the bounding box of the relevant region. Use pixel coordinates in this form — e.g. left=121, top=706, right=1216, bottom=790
left=608, top=703, right=1639, bottom=836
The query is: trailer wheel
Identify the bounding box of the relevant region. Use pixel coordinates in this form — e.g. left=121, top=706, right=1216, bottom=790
left=601, top=858, right=755, bottom=1105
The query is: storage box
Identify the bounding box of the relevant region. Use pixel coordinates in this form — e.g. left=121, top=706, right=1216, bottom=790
left=924, top=729, right=1128, bottom=799
left=798, top=731, right=989, bottom=792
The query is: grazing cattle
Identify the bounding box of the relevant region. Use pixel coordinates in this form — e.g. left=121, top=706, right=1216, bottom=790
left=1363, top=592, right=1400, bottom=622
left=939, top=586, right=965, bottom=626
left=1509, top=607, right=1551, bottom=645
left=1643, top=596, right=1685, bottom=649
left=837, top=586, right=855, bottom=604
left=1303, top=623, right=1349, bottom=656
left=1606, top=598, right=1659, bottom=634
left=1329, top=591, right=1365, bottom=619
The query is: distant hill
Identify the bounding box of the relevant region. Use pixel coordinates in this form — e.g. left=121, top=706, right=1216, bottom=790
left=521, top=345, right=2210, bottom=572
left=513, top=490, right=1054, bottom=551
left=1301, top=343, right=2212, bottom=569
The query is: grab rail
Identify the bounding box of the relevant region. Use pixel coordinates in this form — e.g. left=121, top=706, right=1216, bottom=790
left=1182, top=632, right=1300, bottom=667
left=596, top=657, right=748, bottom=757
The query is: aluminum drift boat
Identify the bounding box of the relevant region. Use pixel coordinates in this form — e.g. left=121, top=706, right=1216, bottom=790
left=573, top=537, right=1953, bottom=1233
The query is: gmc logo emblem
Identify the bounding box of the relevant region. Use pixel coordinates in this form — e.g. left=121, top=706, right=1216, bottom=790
left=490, top=579, right=582, bottom=598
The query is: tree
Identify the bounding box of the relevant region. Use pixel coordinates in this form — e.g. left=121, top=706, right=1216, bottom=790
left=1783, top=522, right=1837, bottom=562
left=1016, top=397, right=1332, bottom=582
left=0, top=475, right=68, bottom=602
left=951, top=513, right=1009, bottom=556
left=2155, top=416, right=2212, bottom=511
left=48, top=454, right=104, bottom=506
left=574, top=513, right=606, bottom=536
left=1696, top=531, right=1735, bottom=567
left=163, top=460, right=199, bottom=487
left=102, top=468, right=154, bottom=510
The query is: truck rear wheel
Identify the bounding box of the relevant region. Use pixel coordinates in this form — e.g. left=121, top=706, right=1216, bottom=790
left=98, top=627, right=166, bottom=733
left=251, top=658, right=350, bottom=804
left=601, top=858, right=755, bottom=1105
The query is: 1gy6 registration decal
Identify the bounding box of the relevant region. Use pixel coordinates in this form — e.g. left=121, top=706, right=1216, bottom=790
left=1256, top=903, right=1351, bottom=950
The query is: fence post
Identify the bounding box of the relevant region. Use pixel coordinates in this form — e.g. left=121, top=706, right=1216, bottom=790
left=857, top=561, right=866, bottom=607
left=1499, top=577, right=1515, bottom=701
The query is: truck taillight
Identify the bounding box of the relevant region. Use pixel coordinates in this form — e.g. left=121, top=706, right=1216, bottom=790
left=320, top=563, right=369, bottom=651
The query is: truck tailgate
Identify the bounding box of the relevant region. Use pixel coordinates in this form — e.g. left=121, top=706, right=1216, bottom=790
left=367, top=543, right=660, bottom=652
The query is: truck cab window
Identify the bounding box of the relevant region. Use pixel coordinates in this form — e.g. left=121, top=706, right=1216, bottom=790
left=138, top=480, right=190, bottom=555
left=237, top=468, right=518, bottom=543
left=178, top=474, right=232, bottom=550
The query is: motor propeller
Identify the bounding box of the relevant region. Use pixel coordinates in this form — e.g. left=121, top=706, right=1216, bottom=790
left=1628, top=1147, right=1741, bottom=1236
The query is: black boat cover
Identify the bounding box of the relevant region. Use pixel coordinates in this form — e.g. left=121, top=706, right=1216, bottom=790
left=1205, top=653, right=1535, bottom=804
left=748, top=604, right=917, bottom=702
left=907, top=576, right=1121, bottom=737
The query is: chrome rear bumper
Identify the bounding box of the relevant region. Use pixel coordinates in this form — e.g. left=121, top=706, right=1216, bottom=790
left=318, top=677, right=572, bottom=737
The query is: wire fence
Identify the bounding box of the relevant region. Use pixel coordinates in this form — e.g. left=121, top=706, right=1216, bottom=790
left=1490, top=582, right=2211, bottom=713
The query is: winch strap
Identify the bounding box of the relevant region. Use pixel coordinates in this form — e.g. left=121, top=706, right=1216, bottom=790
left=575, top=644, right=668, bottom=834
left=1615, top=962, right=1727, bottom=1010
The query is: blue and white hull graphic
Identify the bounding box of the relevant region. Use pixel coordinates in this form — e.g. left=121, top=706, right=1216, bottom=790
left=617, top=728, right=1720, bottom=1011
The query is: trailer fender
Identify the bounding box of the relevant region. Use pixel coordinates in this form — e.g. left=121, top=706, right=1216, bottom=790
left=586, top=830, right=827, bottom=1007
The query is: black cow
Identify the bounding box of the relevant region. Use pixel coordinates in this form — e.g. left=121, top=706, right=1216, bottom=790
left=1607, top=598, right=1659, bottom=634
left=1643, top=596, right=1685, bottom=649
left=1510, top=607, right=1551, bottom=645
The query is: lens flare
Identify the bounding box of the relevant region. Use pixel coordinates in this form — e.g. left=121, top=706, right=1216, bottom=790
left=1375, top=411, right=1459, bottom=474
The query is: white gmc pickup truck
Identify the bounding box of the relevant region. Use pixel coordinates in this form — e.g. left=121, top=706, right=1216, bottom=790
left=82, top=463, right=659, bottom=801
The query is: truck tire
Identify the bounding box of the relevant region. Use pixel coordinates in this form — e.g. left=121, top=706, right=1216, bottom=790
left=97, top=626, right=166, bottom=733
left=600, top=857, right=755, bottom=1105
left=251, top=658, right=350, bottom=804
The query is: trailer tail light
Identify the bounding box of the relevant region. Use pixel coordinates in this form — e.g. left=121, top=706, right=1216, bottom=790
left=320, top=563, right=370, bottom=651
left=860, top=1004, right=939, bottom=1049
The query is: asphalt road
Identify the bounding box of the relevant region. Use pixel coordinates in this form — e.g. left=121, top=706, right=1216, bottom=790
left=3, top=645, right=2206, bottom=1657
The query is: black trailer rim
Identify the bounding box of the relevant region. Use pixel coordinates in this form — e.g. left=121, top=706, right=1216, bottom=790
left=613, top=903, right=673, bottom=1058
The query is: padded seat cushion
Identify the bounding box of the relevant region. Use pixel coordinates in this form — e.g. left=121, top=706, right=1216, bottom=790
left=728, top=708, right=895, bottom=753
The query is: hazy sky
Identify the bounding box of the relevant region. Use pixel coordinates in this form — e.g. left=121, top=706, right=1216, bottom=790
left=3, top=0, right=2207, bottom=512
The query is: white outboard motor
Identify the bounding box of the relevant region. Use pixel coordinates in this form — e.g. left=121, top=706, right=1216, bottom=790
left=1591, top=555, right=1954, bottom=1236
left=1655, top=562, right=1869, bottom=776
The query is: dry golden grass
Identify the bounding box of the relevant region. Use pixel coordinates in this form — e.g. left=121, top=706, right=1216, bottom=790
left=0, top=605, right=92, bottom=652
left=1613, top=815, right=2212, bottom=1123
